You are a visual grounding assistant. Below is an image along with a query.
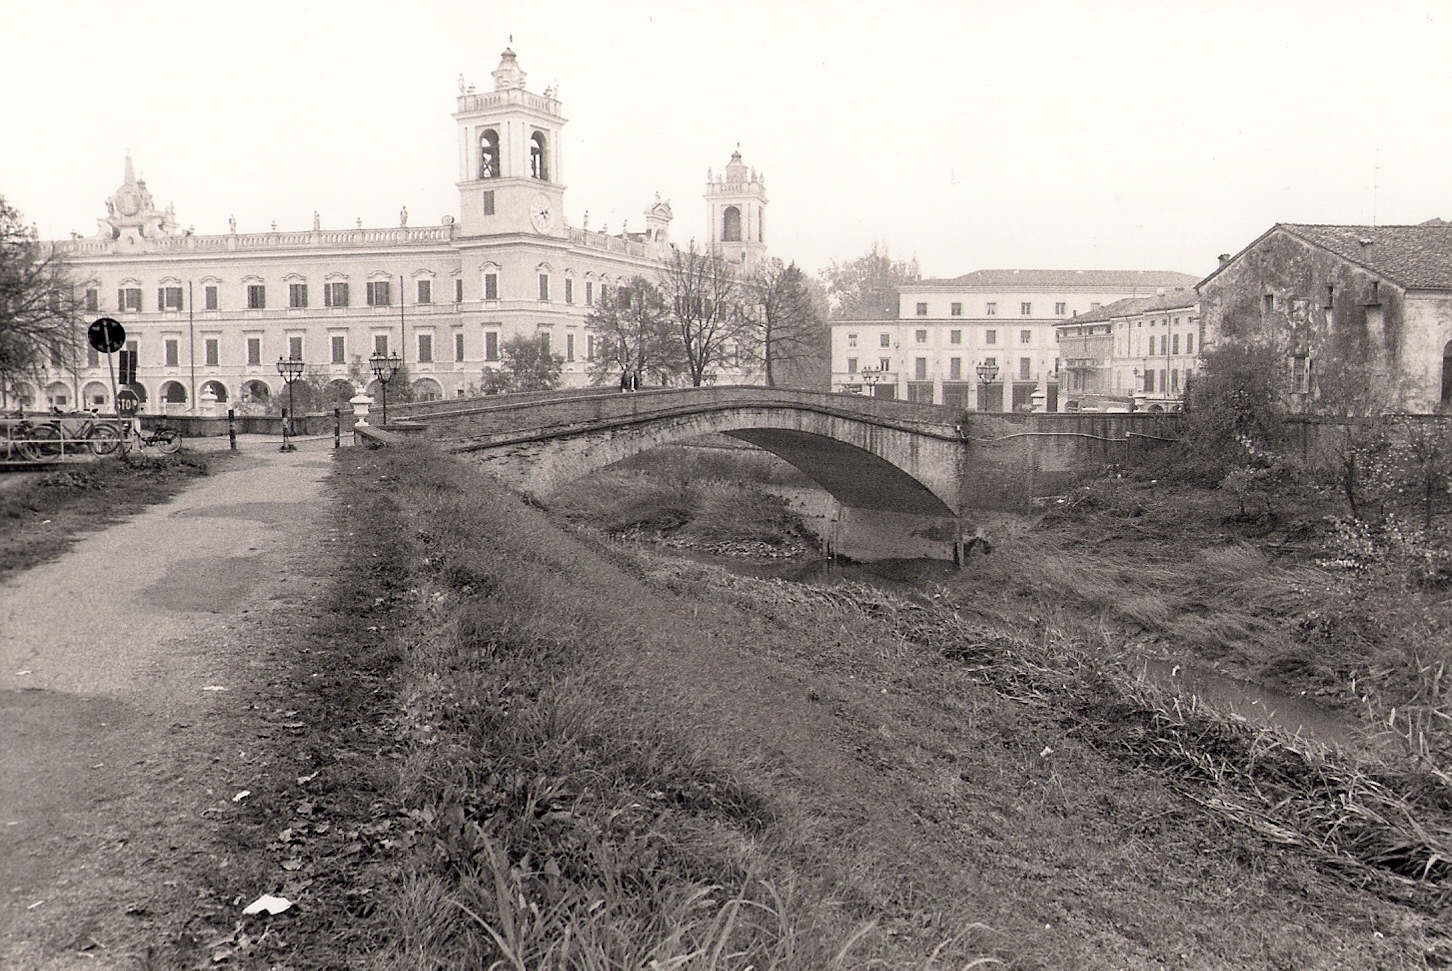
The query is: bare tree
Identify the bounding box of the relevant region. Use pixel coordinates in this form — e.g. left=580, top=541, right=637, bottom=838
left=584, top=276, right=681, bottom=387
left=0, top=196, right=92, bottom=408
left=658, top=243, right=752, bottom=386
left=745, top=257, right=829, bottom=389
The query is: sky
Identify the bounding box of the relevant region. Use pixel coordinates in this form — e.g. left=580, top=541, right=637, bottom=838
left=3, top=0, right=1451, bottom=282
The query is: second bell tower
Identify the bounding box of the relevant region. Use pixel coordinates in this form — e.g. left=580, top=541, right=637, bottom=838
left=454, top=48, right=567, bottom=238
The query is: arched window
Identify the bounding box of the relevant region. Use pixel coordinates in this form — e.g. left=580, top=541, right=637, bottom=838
left=722, top=205, right=742, bottom=242
left=530, top=132, right=549, bottom=181
left=325, top=379, right=355, bottom=405
left=478, top=129, right=499, bottom=179
left=412, top=377, right=444, bottom=401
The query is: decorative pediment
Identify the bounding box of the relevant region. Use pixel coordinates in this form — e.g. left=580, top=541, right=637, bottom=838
left=97, top=154, right=178, bottom=240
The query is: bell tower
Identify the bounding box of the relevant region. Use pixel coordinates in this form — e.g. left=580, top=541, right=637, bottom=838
left=454, top=48, right=567, bottom=238
left=705, top=148, right=767, bottom=273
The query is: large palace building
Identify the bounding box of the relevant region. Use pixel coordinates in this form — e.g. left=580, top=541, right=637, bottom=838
left=32, top=47, right=768, bottom=413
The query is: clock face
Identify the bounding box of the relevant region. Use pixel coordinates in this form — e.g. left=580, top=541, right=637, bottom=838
left=529, top=194, right=553, bottom=233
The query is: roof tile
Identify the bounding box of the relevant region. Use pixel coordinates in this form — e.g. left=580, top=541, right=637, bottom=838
left=1278, top=223, right=1452, bottom=289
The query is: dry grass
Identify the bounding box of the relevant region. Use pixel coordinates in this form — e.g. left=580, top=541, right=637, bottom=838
left=356, top=442, right=980, bottom=970
left=237, top=442, right=1452, bottom=968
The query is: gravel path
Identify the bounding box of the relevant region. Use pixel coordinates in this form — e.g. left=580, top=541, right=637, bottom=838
left=0, top=437, right=337, bottom=967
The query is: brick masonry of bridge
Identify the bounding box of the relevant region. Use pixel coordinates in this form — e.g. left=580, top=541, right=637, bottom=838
left=379, top=388, right=1181, bottom=561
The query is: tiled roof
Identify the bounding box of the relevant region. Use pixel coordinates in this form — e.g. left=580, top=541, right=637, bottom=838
left=1276, top=223, right=1452, bottom=289
left=1060, top=289, right=1199, bottom=325
left=914, top=268, right=1201, bottom=290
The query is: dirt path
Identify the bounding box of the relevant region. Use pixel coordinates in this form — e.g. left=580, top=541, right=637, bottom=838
left=0, top=438, right=337, bottom=968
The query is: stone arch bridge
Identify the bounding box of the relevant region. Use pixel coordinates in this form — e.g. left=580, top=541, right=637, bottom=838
left=371, top=387, right=1177, bottom=561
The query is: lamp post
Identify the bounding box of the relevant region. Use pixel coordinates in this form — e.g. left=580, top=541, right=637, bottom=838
left=276, top=356, right=305, bottom=452
left=975, top=360, right=999, bottom=413
left=860, top=366, right=884, bottom=396
left=369, top=350, right=402, bottom=426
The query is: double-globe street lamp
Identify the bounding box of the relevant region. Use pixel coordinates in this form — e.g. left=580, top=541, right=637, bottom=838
left=859, top=365, right=886, bottom=396
left=276, top=356, right=306, bottom=452
left=369, top=350, right=402, bottom=426
left=975, top=360, right=1000, bottom=413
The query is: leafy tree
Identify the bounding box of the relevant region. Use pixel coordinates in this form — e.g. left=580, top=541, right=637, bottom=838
left=820, top=243, right=919, bottom=320
left=479, top=334, right=564, bottom=393
left=745, top=258, right=829, bottom=389
left=1184, top=337, right=1289, bottom=466
left=584, top=275, right=681, bottom=387
left=0, top=195, right=92, bottom=408
left=658, top=243, right=752, bottom=387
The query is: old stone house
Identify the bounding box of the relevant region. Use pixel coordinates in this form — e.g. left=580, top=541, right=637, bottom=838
left=1196, top=221, right=1452, bottom=413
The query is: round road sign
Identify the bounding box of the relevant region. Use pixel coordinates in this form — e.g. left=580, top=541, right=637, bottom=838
left=88, top=317, right=126, bottom=354
left=115, top=388, right=140, bottom=417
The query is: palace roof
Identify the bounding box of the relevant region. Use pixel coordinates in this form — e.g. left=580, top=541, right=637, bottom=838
left=910, top=269, right=1201, bottom=291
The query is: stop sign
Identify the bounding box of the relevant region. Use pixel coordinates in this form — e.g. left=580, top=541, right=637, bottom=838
left=115, top=388, right=140, bottom=416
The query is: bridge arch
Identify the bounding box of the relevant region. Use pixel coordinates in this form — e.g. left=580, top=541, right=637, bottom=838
left=448, top=396, right=963, bottom=518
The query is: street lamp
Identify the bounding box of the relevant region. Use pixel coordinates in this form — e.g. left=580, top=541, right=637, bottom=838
left=369, top=350, right=402, bottom=425
left=276, top=356, right=306, bottom=451
left=860, top=366, right=884, bottom=395
left=976, top=360, right=999, bottom=413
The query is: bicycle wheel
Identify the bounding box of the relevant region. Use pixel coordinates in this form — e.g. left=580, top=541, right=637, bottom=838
left=88, top=424, right=123, bottom=456
left=29, top=423, right=64, bottom=458
left=11, top=429, right=39, bottom=461
left=156, top=430, right=182, bottom=454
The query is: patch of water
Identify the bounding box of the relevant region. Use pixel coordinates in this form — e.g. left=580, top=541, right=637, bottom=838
left=1136, top=657, right=1398, bottom=753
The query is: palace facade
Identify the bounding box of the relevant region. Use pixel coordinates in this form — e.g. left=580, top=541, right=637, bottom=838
left=831, top=269, right=1199, bottom=412
left=29, top=47, right=768, bottom=413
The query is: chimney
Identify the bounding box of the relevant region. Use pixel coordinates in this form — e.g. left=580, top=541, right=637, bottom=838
left=1217, top=253, right=1231, bottom=266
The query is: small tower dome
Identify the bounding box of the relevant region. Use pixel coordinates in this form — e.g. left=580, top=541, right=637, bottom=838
left=492, top=47, right=526, bottom=91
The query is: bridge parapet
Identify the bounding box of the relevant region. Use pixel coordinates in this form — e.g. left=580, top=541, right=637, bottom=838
left=398, top=387, right=965, bottom=444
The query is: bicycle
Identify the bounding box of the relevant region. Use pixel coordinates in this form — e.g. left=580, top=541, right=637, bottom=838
left=2, top=412, right=63, bottom=461
left=114, top=419, right=182, bottom=455
left=45, top=409, right=127, bottom=456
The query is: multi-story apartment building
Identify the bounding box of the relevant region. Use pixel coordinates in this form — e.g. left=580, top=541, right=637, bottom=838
left=20, top=47, right=768, bottom=414
left=831, top=269, right=1199, bottom=412
left=1056, top=288, right=1201, bottom=412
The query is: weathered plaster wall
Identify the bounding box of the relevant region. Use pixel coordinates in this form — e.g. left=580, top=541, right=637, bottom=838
left=1403, top=293, right=1452, bottom=411
left=1198, top=229, right=1438, bottom=407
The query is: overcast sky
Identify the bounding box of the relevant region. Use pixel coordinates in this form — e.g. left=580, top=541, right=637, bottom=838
left=3, top=0, right=1450, bottom=282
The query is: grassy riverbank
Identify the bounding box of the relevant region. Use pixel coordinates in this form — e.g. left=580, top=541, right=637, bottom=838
left=236, top=441, right=1449, bottom=969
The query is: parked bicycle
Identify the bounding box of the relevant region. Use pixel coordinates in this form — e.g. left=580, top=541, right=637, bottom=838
left=48, top=409, right=127, bottom=456
left=115, top=419, right=182, bottom=455
left=2, top=412, right=62, bottom=461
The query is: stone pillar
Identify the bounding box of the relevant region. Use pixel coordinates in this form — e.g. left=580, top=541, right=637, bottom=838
left=199, top=388, right=218, bottom=418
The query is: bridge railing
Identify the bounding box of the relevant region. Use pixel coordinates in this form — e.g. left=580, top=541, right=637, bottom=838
left=390, top=386, right=966, bottom=441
